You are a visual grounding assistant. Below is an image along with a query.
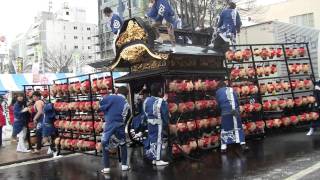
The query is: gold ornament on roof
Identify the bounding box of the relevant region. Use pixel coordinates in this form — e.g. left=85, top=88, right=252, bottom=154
left=116, top=20, right=147, bottom=47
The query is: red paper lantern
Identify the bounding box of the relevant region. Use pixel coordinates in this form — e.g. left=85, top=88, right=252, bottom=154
left=225, top=50, right=235, bottom=62
left=260, top=48, right=269, bottom=60
left=276, top=48, right=283, bottom=57
left=282, top=117, right=291, bottom=127
left=269, top=47, right=276, bottom=59
left=266, top=120, right=274, bottom=128
left=299, top=47, right=305, bottom=57
left=290, top=115, right=299, bottom=125
left=273, top=119, right=282, bottom=128
left=242, top=48, right=252, bottom=61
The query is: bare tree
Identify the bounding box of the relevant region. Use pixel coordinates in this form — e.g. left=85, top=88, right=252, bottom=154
left=44, top=48, right=89, bottom=73
left=169, top=0, right=260, bottom=30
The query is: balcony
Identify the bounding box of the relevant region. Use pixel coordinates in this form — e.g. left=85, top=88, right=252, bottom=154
left=26, top=37, right=40, bottom=46
left=26, top=48, right=35, bottom=56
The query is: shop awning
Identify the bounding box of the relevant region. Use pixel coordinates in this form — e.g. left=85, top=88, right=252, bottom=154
left=0, top=72, right=128, bottom=92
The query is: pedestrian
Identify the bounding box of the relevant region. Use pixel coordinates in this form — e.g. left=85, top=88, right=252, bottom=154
left=42, top=102, right=60, bottom=157
left=0, top=98, right=5, bottom=148
left=100, top=86, right=131, bottom=174
left=217, top=0, right=242, bottom=45
left=147, top=0, right=176, bottom=52
left=12, top=93, right=30, bottom=153
left=103, top=7, right=124, bottom=54
left=215, top=81, right=248, bottom=153
left=32, top=91, right=44, bottom=154
left=143, top=83, right=169, bottom=166
left=306, top=80, right=320, bottom=135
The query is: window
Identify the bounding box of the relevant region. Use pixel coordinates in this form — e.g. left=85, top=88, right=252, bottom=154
left=64, top=35, right=66, bottom=39
left=289, top=13, right=314, bottom=27
left=87, top=27, right=91, bottom=31
left=88, top=46, right=91, bottom=50
left=74, top=36, right=78, bottom=39
left=63, top=26, right=66, bottom=30
left=87, top=37, right=91, bottom=40
left=64, top=45, right=67, bottom=50
left=74, top=45, right=78, bottom=49
left=66, top=11, right=69, bottom=15
left=74, top=26, right=78, bottom=30
left=88, top=56, right=92, bottom=59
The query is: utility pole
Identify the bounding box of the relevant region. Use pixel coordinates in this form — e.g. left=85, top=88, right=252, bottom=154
left=128, top=0, right=132, bottom=18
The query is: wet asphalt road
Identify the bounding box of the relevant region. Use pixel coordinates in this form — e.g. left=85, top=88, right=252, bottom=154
left=2, top=131, right=320, bottom=180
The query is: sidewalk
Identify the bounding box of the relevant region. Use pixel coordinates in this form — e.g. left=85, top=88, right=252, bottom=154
left=0, top=141, right=52, bottom=166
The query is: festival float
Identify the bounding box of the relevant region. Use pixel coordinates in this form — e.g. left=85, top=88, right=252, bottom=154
left=22, top=17, right=319, bottom=159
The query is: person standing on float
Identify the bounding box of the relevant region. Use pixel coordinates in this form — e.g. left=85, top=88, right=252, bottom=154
left=143, top=83, right=169, bottom=166
left=215, top=81, right=248, bottom=152
left=147, top=0, right=177, bottom=52
left=217, top=1, right=242, bottom=45
left=100, top=86, right=131, bottom=174
left=307, top=80, right=320, bottom=135
left=103, top=7, right=124, bottom=54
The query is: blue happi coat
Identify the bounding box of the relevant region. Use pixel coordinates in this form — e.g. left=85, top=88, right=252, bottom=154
left=215, top=87, right=245, bottom=145
left=42, top=103, right=57, bottom=137
left=108, top=13, right=123, bottom=34
left=218, top=8, right=242, bottom=36
left=13, top=102, right=27, bottom=136
left=147, top=0, right=175, bottom=24
left=143, top=96, right=169, bottom=160
left=100, top=94, right=130, bottom=145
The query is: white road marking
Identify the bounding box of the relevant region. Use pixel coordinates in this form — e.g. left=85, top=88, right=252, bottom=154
left=285, top=161, right=320, bottom=180
left=0, top=153, right=82, bottom=170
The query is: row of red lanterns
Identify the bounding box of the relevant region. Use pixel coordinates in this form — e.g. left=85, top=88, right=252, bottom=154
left=168, top=79, right=219, bottom=92
left=168, top=99, right=217, bottom=114
left=226, top=47, right=306, bottom=62
left=55, top=138, right=97, bottom=151
left=266, top=112, right=319, bottom=128
left=169, top=117, right=221, bottom=134
left=172, top=134, right=220, bottom=155
left=51, top=77, right=112, bottom=96
left=53, top=101, right=100, bottom=112
left=288, top=63, right=310, bottom=74
left=54, top=120, right=104, bottom=133
left=243, top=121, right=265, bottom=135
left=259, top=79, right=313, bottom=94
left=231, top=65, right=278, bottom=80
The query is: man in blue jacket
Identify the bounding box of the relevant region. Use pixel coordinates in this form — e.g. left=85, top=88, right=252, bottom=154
left=104, top=7, right=123, bottom=35
left=147, top=0, right=176, bottom=52
left=100, top=86, right=131, bottom=174
left=217, top=1, right=242, bottom=45
left=215, top=81, right=247, bottom=153
left=143, top=83, right=169, bottom=166
left=104, top=7, right=124, bottom=54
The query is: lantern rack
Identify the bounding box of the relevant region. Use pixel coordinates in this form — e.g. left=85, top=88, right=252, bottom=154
left=50, top=71, right=115, bottom=156
left=224, top=42, right=318, bottom=132
left=23, top=84, right=51, bottom=150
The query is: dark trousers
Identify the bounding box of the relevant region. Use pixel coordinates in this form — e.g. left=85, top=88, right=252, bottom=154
left=0, top=126, right=2, bottom=147
left=36, top=130, right=42, bottom=150
left=102, top=142, right=127, bottom=168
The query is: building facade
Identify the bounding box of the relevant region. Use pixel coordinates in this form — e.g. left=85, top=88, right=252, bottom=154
left=251, top=0, right=320, bottom=29
left=0, top=35, right=10, bottom=73
left=97, top=0, right=148, bottom=60
left=12, top=2, right=98, bottom=73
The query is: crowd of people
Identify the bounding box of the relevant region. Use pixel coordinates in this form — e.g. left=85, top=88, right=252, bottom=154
left=6, top=92, right=59, bottom=157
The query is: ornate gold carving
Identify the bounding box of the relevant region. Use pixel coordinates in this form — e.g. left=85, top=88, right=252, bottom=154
left=116, top=20, right=147, bottom=47
left=132, top=60, right=167, bottom=72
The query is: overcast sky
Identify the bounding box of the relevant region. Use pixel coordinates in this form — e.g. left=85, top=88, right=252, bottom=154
left=0, top=0, right=286, bottom=44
